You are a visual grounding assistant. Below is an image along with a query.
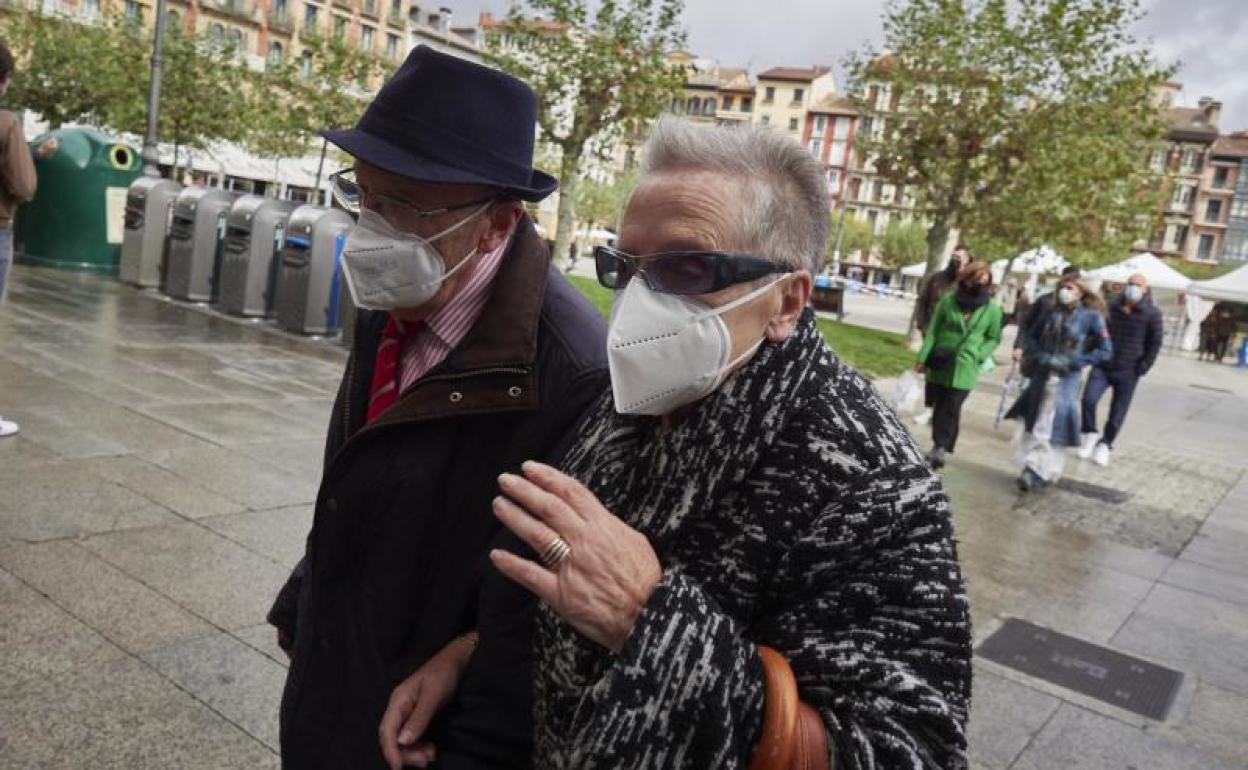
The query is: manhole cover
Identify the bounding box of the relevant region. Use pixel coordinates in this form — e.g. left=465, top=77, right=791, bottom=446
left=1190, top=383, right=1234, bottom=395
left=1053, top=478, right=1130, bottom=504
left=977, top=619, right=1183, bottom=720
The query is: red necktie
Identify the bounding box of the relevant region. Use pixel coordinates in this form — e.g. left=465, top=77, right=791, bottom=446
left=366, top=316, right=419, bottom=424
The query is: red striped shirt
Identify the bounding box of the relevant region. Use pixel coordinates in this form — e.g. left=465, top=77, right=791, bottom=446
left=398, top=231, right=513, bottom=392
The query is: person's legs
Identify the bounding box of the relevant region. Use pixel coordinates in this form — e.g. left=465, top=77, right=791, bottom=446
left=1100, top=371, right=1139, bottom=449
left=936, top=387, right=970, bottom=452
left=0, top=226, right=11, bottom=302
left=1081, top=367, right=1109, bottom=434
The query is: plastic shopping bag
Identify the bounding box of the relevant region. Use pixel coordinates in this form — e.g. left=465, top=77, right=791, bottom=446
left=890, top=370, right=923, bottom=417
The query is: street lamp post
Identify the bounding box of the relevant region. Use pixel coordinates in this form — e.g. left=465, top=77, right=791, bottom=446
left=141, top=0, right=170, bottom=177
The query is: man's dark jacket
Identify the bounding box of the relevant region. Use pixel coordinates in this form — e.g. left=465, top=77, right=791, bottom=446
left=268, top=217, right=609, bottom=769
left=1101, top=294, right=1163, bottom=375
left=914, top=267, right=956, bottom=334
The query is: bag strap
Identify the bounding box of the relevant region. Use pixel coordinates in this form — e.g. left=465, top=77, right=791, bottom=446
left=750, top=646, right=833, bottom=770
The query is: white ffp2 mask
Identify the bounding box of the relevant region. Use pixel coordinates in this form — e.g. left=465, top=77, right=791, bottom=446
left=340, top=203, right=489, bottom=311
left=606, top=276, right=785, bottom=415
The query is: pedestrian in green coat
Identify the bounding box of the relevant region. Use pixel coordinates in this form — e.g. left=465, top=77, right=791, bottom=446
left=915, top=261, right=1003, bottom=468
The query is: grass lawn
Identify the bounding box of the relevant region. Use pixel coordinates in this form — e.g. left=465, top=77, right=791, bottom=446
left=565, top=273, right=913, bottom=379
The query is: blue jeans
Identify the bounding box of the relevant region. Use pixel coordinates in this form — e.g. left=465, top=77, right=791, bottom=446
left=1081, top=367, right=1139, bottom=448
left=0, top=226, right=11, bottom=301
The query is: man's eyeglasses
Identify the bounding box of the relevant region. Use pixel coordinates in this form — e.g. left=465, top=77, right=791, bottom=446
left=594, top=245, right=790, bottom=295
left=328, top=167, right=497, bottom=220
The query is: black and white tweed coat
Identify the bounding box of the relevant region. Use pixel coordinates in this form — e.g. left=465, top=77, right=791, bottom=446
left=535, top=309, right=973, bottom=770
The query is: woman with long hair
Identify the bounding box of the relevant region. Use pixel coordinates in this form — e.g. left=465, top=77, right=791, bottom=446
left=1007, top=275, right=1112, bottom=491
left=915, top=261, right=1003, bottom=468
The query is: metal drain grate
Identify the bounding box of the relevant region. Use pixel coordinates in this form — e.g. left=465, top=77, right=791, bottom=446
left=977, top=619, right=1183, bottom=720
left=1054, top=478, right=1130, bottom=504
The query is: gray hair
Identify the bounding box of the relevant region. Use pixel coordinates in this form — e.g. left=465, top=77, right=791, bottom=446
left=640, top=116, right=830, bottom=273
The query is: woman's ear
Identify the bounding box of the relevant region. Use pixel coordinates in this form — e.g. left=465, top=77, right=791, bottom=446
left=766, top=271, right=812, bottom=342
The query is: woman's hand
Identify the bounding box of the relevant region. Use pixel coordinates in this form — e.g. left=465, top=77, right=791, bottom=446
left=489, top=461, right=662, bottom=654
left=377, top=632, right=478, bottom=770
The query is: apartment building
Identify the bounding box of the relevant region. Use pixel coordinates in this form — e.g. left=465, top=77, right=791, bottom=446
left=752, top=65, right=834, bottom=138
left=1214, top=132, right=1248, bottom=262
left=1146, top=84, right=1222, bottom=261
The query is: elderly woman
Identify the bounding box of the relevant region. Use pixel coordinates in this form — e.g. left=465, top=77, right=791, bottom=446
left=1007, top=275, right=1112, bottom=491
left=489, top=118, right=972, bottom=769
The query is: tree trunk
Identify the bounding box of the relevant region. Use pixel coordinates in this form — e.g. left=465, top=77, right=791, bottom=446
left=553, top=147, right=581, bottom=270
left=924, top=216, right=950, bottom=276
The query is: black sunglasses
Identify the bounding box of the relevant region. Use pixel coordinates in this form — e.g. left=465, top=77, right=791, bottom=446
left=594, top=246, right=790, bottom=295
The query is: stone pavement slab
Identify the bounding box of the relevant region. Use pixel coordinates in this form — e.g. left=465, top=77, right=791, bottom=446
left=1159, top=558, right=1248, bottom=609
left=80, top=454, right=246, bottom=520
left=1173, top=681, right=1248, bottom=768
left=0, top=461, right=180, bottom=542
left=1177, top=523, right=1248, bottom=578
left=134, top=400, right=323, bottom=446
left=1011, top=703, right=1243, bottom=770
left=144, top=443, right=318, bottom=511
left=232, top=623, right=291, bottom=668
left=0, top=567, right=126, bottom=697
left=142, top=632, right=287, bottom=752
left=232, top=437, right=329, bottom=480
left=201, top=505, right=314, bottom=569
left=81, top=520, right=291, bottom=631
left=967, top=667, right=1062, bottom=769
left=0, top=541, right=214, bottom=654
left=1111, top=583, right=1248, bottom=698
left=0, top=655, right=279, bottom=770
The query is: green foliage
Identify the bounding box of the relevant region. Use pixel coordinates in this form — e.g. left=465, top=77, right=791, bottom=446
left=485, top=0, right=686, bottom=264
left=566, top=273, right=615, bottom=316
left=1168, top=259, right=1242, bottom=280
left=576, top=166, right=640, bottom=233
left=845, top=0, right=1174, bottom=272
left=827, top=213, right=875, bottom=261
left=878, top=218, right=928, bottom=267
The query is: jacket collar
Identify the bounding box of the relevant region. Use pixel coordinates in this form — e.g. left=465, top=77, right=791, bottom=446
left=355, top=215, right=550, bottom=430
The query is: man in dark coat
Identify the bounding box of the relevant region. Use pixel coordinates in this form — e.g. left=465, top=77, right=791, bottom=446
left=913, top=244, right=971, bottom=424
left=1078, top=272, right=1163, bottom=467
left=267, top=46, right=609, bottom=770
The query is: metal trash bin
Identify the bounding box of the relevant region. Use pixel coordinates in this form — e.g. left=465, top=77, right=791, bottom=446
left=163, top=187, right=237, bottom=302
left=14, top=128, right=142, bottom=273
left=216, top=195, right=296, bottom=317
left=274, top=205, right=353, bottom=335
left=120, top=176, right=181, bottom=288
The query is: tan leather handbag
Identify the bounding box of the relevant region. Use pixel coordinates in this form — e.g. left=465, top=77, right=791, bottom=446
left=749, top=646, right=832, bottom=770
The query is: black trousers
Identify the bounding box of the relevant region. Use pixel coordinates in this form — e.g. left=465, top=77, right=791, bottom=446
left=1080, top=367, right=1139, bottom=448
left=929, top=383, right=971, bottom=452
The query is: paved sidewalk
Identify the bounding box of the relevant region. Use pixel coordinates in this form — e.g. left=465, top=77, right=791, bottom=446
left=1, top=265, right=1245, bottom=769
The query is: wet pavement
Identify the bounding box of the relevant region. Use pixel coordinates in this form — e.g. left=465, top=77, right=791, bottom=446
left=1, top=264, right=1246, bottom=769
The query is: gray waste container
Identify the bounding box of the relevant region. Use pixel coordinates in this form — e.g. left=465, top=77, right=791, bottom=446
left=120, top=176, right=181, bottom=288
left=216, top=195, right=297, bottom=317
left=274, top=205, right=353, bottom=335
left=163, top=187, right=236, bottom=302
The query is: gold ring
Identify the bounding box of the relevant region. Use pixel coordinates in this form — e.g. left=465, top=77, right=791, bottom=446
left=539, top=536, right=572, bottom=570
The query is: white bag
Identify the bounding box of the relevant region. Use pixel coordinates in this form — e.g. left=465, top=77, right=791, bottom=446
left=890, top=370, right=923, bottom=416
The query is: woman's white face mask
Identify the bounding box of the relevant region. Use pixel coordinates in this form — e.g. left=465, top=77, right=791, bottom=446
left=340, top=202, right=491, bottom=311
left=606, top=276, right=785, bottom=415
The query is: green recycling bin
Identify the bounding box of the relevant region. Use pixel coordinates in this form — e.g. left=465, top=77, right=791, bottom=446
left=14, top=128, right=143, bottom=274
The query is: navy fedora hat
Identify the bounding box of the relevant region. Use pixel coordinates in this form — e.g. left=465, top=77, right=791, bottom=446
left=323, top=45, right=558, bottom=202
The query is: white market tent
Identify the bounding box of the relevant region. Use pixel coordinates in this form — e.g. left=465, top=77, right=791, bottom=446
left=1085, top=252, right=1192, bottom=291
left=1188, top=263, right=1248, bottom=303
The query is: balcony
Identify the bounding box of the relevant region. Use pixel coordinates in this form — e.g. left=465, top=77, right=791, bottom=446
left=360, top=0, right=380, bottom=18
left=203, top=0, right=255, bottom=22
left=386, top=8, right=404, bottom=27
left=267, top=9, right=293, bottom=33
left=332, top=0, right=351, bottom=9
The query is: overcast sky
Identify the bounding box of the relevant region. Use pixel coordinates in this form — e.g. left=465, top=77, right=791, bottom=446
left=438, top=0, right=1248, bottom=131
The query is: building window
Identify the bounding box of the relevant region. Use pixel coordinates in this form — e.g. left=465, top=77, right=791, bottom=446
left=789, top=117, right=799, bottom=132
left=391, top=0, right=401, bottom=17
left=871, top=180, right=884, bottom=202
left=361, top=25, right=374, bottom=51
left=721, top=95, right=733, bottom=111
left=82, top=0, right=101, bottom=16
left=300, top=50, right=313, bottom=78
left=304, top=4, right=319, bottom=31
left=848, top=178, right=862, bottom=200
left=860, top=116, right=874, bottom=138
left=1148, top=148, right=1167, bottom=172
left=1232, top=199, right=1248, bottom=219
left=1206, top=199, right=1223, bottom=223
left=1197, top=234, right=1215, bottom=259
left=427, top=12, right=440, bottom=28
left=814, top=115, right=827, bottom=134
left=385, top=32, right=399, bottom=59
left=1213, top=167, right=1230, bottom=189
left=827, top=169, right=840, bottom=190
left=1172, top=184, right=1194, bottom=208
left=702, top=100, right=715, bottom=117
left=227, top=28, right=243, bottom=52
left=764, top=86, right=775, bottom=104
left=166, top=9, right=180, bottom=29
left=793, top=88, right=804, bottom=104
left=808, top=138, right=822, bottom=158
left=741, top=97, right=752, bottom=113
left=1181, top=148, right=1202, bottom=174
left=334, top=15, right=348, bottom=39
left=687, top=97, right=701, bottom=114
left=867, top=84, right=880, bottom=107
left=124, top=0, right=141, bottom=21
left=267, top=41, right=284, bottom=67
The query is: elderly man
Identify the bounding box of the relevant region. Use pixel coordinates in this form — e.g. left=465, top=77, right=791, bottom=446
left=488, top=118, right=973, bottom=769
left=1079, top=272, right=1162, bottom=466
left=267, top=47, right=608, bottom=770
